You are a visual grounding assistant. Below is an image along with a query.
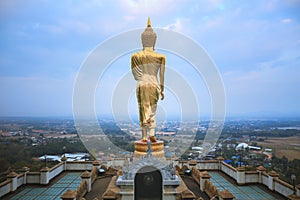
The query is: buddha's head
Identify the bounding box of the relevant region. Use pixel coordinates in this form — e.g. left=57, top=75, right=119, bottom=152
left=141, top=17, right=157, bottom=49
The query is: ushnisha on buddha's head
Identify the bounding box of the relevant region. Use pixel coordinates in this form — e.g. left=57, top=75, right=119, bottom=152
left=141, top=17, right=157, bottom=49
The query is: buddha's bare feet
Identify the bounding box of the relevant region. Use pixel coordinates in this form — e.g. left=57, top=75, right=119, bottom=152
left=141, top=139, right=148, bottom=143
left=149, top=136, right=157, bottom=143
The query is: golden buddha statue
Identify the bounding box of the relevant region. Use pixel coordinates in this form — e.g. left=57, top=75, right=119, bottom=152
left=131, top=18, right=166, bottom=143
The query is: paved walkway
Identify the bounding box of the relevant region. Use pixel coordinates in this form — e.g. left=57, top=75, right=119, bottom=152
left=85, top=175, right=209, bottom=200
left=84, top=176, right=112, bottom=200
left=181, top=175, right=210, bottom=200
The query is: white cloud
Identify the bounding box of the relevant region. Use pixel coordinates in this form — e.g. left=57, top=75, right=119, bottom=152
left=119, top=0, right=180, bottom=15
left=163, top=18, right=191, bottom=34
left=281, top=18, right=292, bottom=23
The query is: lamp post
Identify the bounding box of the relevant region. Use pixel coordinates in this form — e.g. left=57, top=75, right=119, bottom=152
left=42, top=136, right=47, bottom=168
left=44, top=154, right=47, bottom=167
left=239, top=150, right=242, bottom=167
left=63, top=146, right=66, bottom=157
left=291, top=174, right=296, bottom=195
left=239, top=146, right=244, bottom=167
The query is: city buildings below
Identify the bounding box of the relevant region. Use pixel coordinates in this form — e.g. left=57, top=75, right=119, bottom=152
left=39, top=153, right=90, bottom=162
left=235, top=143, right=261, bottom=151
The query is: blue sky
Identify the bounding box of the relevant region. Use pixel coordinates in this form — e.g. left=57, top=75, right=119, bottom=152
left=0, top=0, right=300, bottom=117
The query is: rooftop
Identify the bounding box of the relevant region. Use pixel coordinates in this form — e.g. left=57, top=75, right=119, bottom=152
left=209, top=171, right=285, bottom=200
left=3, top=172, right=82, bottom=200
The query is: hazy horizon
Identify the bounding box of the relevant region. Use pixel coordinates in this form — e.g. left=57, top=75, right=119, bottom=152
left=1, top=112, right=300, bottom=120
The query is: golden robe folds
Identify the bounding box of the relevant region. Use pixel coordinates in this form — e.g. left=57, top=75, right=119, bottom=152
left=131, top=49, right=165, bottom=128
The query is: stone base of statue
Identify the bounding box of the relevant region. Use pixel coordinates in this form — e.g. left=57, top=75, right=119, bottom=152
left=134, top=140, right=165, bottom=159
left=113, top=153, right=181, bottom=200
left=102, top=152, right=198, bottom=200
left=102, top=138, right=197, bottom=200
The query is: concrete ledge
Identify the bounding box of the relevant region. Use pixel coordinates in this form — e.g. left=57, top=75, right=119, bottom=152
left=0, top=179, right=11, bottom=187
left=275, top=179, right=294, bottom=190
left=245, top=171, right=258, bottom=174
left=27, top=172, right=40, bottom=175
left=221, top=162, right=237, bottom=172
left=49, top=162, right=64, bottom=172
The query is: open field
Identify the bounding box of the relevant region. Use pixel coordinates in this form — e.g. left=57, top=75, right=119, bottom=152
left=257, top=136, right=300, bottom=160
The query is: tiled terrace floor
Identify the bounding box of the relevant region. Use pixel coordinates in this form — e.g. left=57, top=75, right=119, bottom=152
left=9, top=172, right=82, bottom=200
left=209, top=172, right=285, bottom=200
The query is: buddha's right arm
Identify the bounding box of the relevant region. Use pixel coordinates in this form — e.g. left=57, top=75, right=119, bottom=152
left=131, top=55, right=141, bottom=81
left=159, top=56, right=166, bottom=100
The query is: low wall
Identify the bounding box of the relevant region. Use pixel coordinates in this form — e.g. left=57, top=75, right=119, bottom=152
left=17, top=175, right=24, bottom=187
left=218, top=162, right=296, bottom=198
left=221, top=162, right=237, bottom=180
left=66, top=161, right=93, bottom=171
left=262, top=173, right=268, bottom=186
left=178, top=160, right=219, bottom=170
left=245, top=172, right=259, bottom=183
left=0, top=174, right=26, bottom=197
left=26, top=172, right=40, bottom=184
left=0, top=179, right=11, bottom=198
left=274, top=179, right=294, bottom=197
left=196, top=161, right=218, bottom=170
left=49, top=163, right=64, bottom=180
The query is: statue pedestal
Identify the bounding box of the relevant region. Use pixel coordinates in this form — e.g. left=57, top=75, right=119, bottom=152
left=134, top=140, right=165, bottom=158
left=115, top=156, right=180, bottom=200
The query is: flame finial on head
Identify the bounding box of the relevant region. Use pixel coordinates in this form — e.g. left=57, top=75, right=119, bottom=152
left=147, top=17, right=151, bottom=27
